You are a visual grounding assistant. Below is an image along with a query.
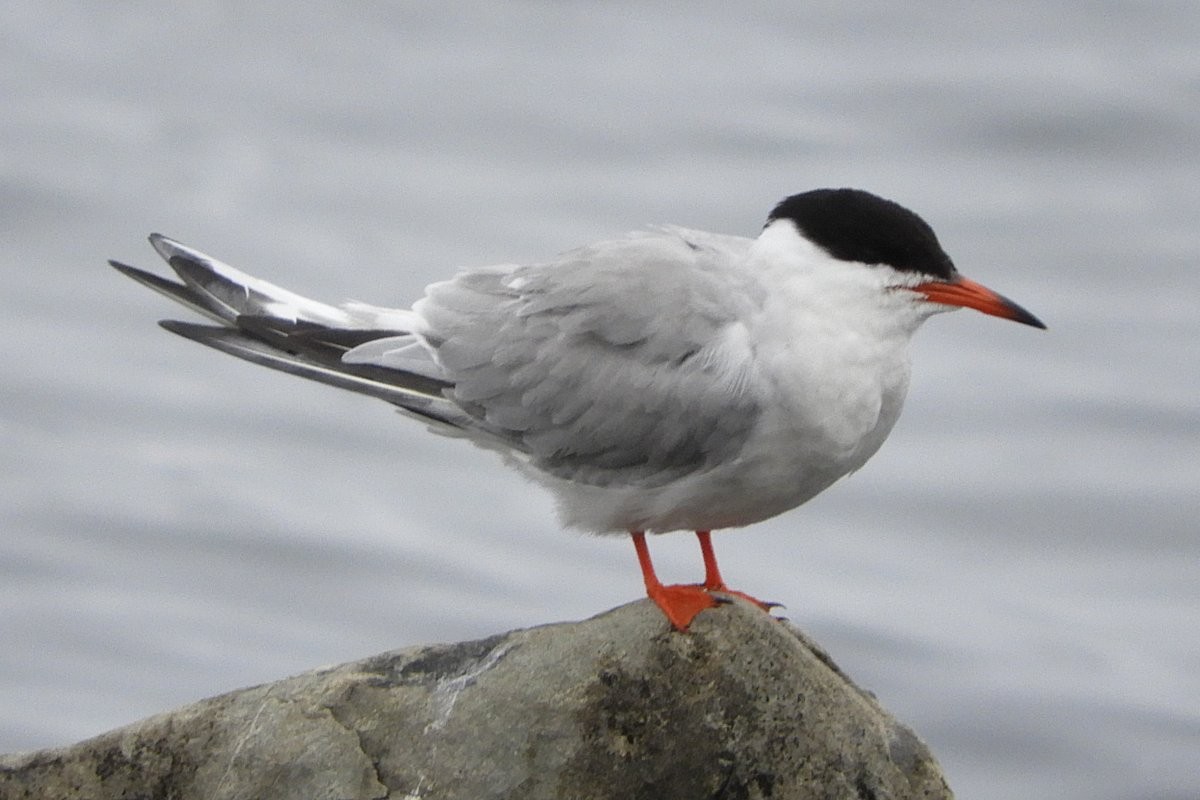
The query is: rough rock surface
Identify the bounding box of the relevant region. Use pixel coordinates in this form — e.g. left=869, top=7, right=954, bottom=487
left=0, top=599, right=953, bottom=799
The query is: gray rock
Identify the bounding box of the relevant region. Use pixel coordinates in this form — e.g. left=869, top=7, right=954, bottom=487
left=0, top=599, right=953, bottom=799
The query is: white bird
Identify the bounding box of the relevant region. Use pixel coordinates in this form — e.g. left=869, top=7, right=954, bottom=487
left=112, top=188, right=1044, bottom=630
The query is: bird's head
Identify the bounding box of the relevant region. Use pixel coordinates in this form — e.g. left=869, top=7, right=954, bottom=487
left=765, top=188, right=1046, bottom=330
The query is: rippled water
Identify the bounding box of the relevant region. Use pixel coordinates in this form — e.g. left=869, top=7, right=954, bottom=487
left=2, top=3, right=1198, bottom=798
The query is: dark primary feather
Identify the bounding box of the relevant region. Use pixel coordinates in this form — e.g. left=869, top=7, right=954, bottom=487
left=157, top=320, right=453, bottom=425
left=112, top=237, right=462, bottom=430
left=110, top=260, right=233, bottom=325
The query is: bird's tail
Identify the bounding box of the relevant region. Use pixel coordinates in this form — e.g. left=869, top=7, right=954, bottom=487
left=111, top=234, right=461, bottom=426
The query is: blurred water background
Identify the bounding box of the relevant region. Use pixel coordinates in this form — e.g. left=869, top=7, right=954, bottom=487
left=2, top=3, right=1198, bottom=798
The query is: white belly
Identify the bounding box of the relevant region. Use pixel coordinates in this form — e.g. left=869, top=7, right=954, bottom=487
left=543, top=357, right=911, bottom=534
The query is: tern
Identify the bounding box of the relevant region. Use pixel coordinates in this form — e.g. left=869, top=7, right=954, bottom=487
left=112, top=188, right=1044, bottom=631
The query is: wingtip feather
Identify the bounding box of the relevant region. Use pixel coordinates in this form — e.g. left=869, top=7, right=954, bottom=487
left=157, top=319, right=218, bottom=341
left=112, top=259, right=189, bottom=298
left=148, top=232, right=176, bottom=261
left=109, top=259, right=142, bottom=276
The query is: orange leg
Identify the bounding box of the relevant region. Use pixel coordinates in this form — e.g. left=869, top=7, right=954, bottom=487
left=695, top=530, right=779, bottom=612
left=632, top=531, right=721, bottom=631
left=696, top=530, right=726, bottom=590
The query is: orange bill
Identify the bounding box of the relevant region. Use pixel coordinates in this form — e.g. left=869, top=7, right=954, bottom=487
left=915, top=275, right=1046, bottom=329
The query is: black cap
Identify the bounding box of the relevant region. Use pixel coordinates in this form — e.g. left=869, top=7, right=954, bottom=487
left=768, top=188, right=957, bottom=280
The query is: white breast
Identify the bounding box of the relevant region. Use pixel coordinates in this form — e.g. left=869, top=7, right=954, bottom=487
left=539, top=224, right=922, bottom=534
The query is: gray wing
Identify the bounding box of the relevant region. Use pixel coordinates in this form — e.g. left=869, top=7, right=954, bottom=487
left=354, top=228, right=767, bottom=488
left=117, top=230, right=767, bottom=488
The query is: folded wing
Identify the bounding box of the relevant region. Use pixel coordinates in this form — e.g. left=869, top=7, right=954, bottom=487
left=115, top=229, right=766, bottom=488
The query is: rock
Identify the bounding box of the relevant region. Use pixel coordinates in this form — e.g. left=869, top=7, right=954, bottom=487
left=0, top=599, right=953, bottom=799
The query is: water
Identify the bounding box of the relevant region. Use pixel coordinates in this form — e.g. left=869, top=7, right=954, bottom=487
left=2, top=3, right=1198, bottom=798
